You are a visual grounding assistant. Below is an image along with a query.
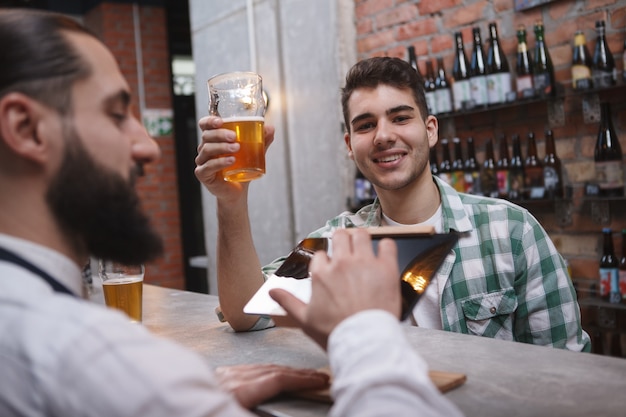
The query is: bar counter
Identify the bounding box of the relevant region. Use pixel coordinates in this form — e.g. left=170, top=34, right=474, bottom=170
left=142, top=284, right=626, bottom=417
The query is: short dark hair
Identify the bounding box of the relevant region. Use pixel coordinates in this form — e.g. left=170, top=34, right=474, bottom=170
left=341, top=57, right=429, bottom=132
left=0, top=9, right=94, bottom=115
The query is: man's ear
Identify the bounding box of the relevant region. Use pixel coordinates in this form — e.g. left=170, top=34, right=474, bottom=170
left=0, top=92, right=49, bottom=164
left=425, top=115, right=438, bottom=148
left=344, top=132, right=354, bottom=160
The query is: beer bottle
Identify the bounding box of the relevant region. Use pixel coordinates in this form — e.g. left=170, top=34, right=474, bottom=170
left=623, top=37, right=626, bottom=82
left=438, top=138, right=452, bottom=185
left=451, top=137, right=466, bottom=192
left=429, top=146, right=439, bottom=176
left=481, top=139, right=498, bottom=198
left=533, top=20, right=556, bottom=97
left=452, top=32, right=471, bottom=112
left=599, top=228, right=619, bottom=302
left=524, top=132, right=544, bottom=199
left=464, top=136, right=481, bottom=195
left=594, top=102, right=624, bottom=197
left=516, top=24, right=534, bottom=99
left=470, top=27, right=488, bottom=108
left=496, top=134, right=511, bottom=199
left=571, top=30, right=593, bottom=90
left=407, top=45, right=423, bottom=78
left=486, top=22, right=513, bottom=105
left=508, top=134, right=525, bottom=200
left=592, top=20, right=616, bottom=88
left=424, top=59, right=438, bottom=115
left=435, top=57, right=453, bottom=114
left=619, top=229, right=626, bottom=302
left=543, top=129, right=563, bottom=199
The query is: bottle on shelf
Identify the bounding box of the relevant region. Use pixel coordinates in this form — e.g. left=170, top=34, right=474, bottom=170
left=481, top=139, right=498, bottom=198
left=594, top=102, right=624, bottom=197
left=429, top=146, right=439, bottom=176
left=407, top=45, right=423, bottom=78
left=591, top=20, right=616, bottom=88
left=470, top=27, right=488, bottom=108
left=496, top=134, right=511, bottom=199
left=599, top=228, right=620, bottom=303
left=508, top=134, right=525, bottom=200
left=516, top=24, right=534, bottom=99
left=424, top=59, right=438, bottom=115
left=524, top=132, right=544, bottom=199
left=571, top=30, right=593, bottom=90
left=623, top=37, right=626, bottom=82
left=532, top=20, right=556, bottom=97
left=543, top=129, right=563, bottom=199
left=486, top=22, right=513, bottom=105
left=451, top=137, right=466, bottom=192
left=438, top=138, right=452, bottom=185
left=435, top=57, right=453, bottom=114
left=452, top=31, right=471, bottom=112
left=464, top=136, right=481, bottom=195
left=619, top=229, right=626, bottom=302
left=354, top=168, right=376, bottom=208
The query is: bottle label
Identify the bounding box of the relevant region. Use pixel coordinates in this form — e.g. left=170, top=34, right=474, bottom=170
left=595, top=161, right=624, bottom=190
left=572, top=65, right=592, bottom=89
left=487, top=72, right=512, bottom=104
left=496, top=170, right=510, bottom=195
left=525, top=166, right=544, bottom=199
left=508, top=169, right=524, bottom=200
left=619, top=269, right=626, bottom=300
left=516, top=75, right=533, bottom=97
left=425, top=91, right=437, bottom=115
left=533, top=72, right=552, bottom=95
left=543, top=166, right=559, bottom=190
left=481, top=169, right=498, bottom=197
left=599, top=268, right=617, bottom=297
left=437, top=172, right=452, bottom=186
left=451, top=80, right=471, bottom=111
left=470, top=76, right=488, bottom=106
left=464, top=171, right=480, bottom=194
left=450, top=170, right=466, bottom=192
left=434, top=89, right=452, bottom=113
left=592, top=70, right=615, bottom=88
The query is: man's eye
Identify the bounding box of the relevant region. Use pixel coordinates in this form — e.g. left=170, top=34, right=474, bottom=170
left=111, top=113, right=127, bottom=123
left=355, top=122, right=374, bottom=131
left=394, top=115, right=411, bottom=123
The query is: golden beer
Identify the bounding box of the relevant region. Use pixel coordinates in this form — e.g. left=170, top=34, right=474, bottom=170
left=222, top=116, right=265, bottom=182
left=102, top=277, right=143, bottom=323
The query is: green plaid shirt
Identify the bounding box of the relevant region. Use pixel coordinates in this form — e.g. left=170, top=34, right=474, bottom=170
left=262, top=176, right=591, bottom=351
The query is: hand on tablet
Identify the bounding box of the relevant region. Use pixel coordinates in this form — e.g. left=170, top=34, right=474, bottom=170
left=270, top=228, right=400, bottom=349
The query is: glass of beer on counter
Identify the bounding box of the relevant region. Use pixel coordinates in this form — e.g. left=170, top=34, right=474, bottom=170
left=98, top=260, right=144, bottom=323
left=208, top=71, right=266, bottom=182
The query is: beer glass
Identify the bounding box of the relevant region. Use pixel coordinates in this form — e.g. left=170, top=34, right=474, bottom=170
left=208, top=71, right=266, bottom=182
left=98, top=260, right=144, bottom=323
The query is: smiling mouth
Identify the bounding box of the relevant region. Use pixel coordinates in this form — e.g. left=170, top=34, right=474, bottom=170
left=374, top=153, right=403, bottom=163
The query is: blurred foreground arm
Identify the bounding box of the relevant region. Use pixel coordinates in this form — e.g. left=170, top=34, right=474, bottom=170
left=270, top=229, right=463, bottom=417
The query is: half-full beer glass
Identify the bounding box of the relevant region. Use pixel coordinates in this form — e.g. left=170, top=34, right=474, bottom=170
left=208, top=71, right=266, bottom=182
left=98, top=261, right=144, bottom=323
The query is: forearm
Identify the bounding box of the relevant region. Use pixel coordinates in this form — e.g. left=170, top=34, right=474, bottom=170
left=216, top=198, right=265, bottom=331
left=328, top=311, right=463, bottom=417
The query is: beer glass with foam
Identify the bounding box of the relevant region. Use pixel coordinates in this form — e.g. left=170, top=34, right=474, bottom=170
left=98, top=261, right=144, bottom=323
left=208, top=72, right=266, bottom=182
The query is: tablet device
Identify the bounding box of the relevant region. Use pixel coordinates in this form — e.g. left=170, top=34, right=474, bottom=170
left=243, top=226, right=459, bottom=321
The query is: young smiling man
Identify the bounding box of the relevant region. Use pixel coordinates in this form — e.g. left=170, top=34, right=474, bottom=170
left=196, top=57, right=590, bottom=352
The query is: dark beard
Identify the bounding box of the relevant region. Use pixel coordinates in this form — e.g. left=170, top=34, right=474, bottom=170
left=46, top=130, right=163, bottom=265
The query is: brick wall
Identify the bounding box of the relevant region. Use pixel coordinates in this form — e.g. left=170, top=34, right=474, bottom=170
left=85, top=3, right=185, bottom=289
left=354, top=1, right=626, bottom=301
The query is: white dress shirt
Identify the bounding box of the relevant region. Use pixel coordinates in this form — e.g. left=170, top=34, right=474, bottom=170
left=0, top=234, right=462, bottom=417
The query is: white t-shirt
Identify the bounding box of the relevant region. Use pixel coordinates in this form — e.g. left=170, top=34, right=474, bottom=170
left=382, top=206, right=445, bottom=329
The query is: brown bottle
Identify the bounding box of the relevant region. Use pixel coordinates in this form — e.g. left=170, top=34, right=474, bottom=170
left=508, top=134, right=524, bottom=200
left=438, top=139, right=452, bottom=185
left=543, top=129, right=563, bottom=199
left=496, top=134, right=511, bottom=198
left=464, top=137, right=481, bottom=195
left=572, top=30, right=593, bottom=90
left=594, top=102, right=624, bottom=197
left=524, top=132, right=544, bottom=199
left=481, top=139, right=498, bottom=198
left=451, top=138, right=466, bottom=192
left=600, top=228, right=620, bottom=303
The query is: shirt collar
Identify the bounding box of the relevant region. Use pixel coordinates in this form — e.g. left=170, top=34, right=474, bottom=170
left=0, top=233, right=84, bottom=297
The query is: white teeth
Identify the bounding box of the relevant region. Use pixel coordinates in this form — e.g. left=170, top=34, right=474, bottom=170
left=378, top=154, right=401, bottom=163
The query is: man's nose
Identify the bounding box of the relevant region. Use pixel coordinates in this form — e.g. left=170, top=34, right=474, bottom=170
left=373, top=119, right=395, bottom=146
left=130, top=116, right=161, bottom=167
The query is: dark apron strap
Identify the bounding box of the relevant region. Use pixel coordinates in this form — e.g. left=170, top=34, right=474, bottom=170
left=0, top=246, right=75, bottom=297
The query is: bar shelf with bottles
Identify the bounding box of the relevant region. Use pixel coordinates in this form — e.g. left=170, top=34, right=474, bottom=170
left=422, top=19, right=626, bottom=129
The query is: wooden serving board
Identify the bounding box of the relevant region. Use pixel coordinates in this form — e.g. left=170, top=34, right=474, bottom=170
left=291, top=369, right=466, bottom=403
